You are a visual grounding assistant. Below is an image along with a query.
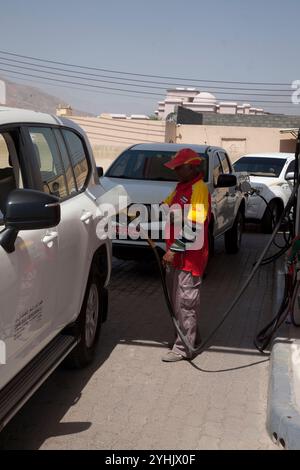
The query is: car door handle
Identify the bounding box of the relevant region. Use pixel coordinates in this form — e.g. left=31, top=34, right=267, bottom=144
left=42, top=231, right=58, bottom=245
left=80, top=211, right=93, bottom=224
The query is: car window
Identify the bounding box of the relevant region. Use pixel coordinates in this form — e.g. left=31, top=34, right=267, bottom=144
left=53, top=129, right=77, bottom=195
left=285, top=160, right=295, bottom=175
left=62, top=130, right=89, bottom=191
left=233, top=156, right=286, bottom=177
left=106, top=149, right=208, bottom=182
left=0, top=134, right=9, bottom=166
left=218, top=151, right=231, bottom=174
left=0, top=132, right=22, bottom=224
left=213, top=153, right=223, bottom=186
left=28, top=127, right=68, bottom=199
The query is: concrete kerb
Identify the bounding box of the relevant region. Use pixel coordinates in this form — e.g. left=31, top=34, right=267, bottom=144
left=267, top=261, right=300, bottom=450
left=267, top=339, right=300, bottom=450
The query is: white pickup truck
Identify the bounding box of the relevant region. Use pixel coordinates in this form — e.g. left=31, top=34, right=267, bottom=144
left=233, top=153, right=295, bottom=233
left=100, top=143, right=248, bottom=258
left=0, top=107, right=113, bottom=430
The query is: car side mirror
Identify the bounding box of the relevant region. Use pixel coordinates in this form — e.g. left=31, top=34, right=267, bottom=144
left=0, top=189, right=61, bottom=253
left=285, top=172, right=295, bottom=181
left=216, top=174, right=237, bottom=188
left=97, top=166, right=104, bottom=178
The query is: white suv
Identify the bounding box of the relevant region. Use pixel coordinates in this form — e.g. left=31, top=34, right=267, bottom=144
left=233, top=153, right=295, bottom=232
left=0, top=107, right=112, bottom=430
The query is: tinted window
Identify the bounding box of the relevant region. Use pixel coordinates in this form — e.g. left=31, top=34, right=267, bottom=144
left=29, top=127, right=68, bottom=199
left=54, top=129, right=77, bottom=195
left=218, top=151, right=231, bottom=174
left=213, top=153, right=223, bottom=186
left=0, top=134, right=9, bottom=167
left=233, top=157, right=286, bottom=177
left=286, top=160, right=295, bottom=175
left=0, top=132, right=20, bottom=222
left=62, top=130, right=89, bottom=190
left=106, top=149, right=208, bottom=182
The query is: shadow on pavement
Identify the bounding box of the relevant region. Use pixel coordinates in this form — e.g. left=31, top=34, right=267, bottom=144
left=0, top=231, right=281, bottom=449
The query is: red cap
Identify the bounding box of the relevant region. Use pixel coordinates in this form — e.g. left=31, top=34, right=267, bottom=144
left=164, top=148, right=203, bottom=169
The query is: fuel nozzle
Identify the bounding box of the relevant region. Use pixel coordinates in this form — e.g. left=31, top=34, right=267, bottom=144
left=249, top=187, right=260, bottom=196
left=238, top=179, right=257, bottom=195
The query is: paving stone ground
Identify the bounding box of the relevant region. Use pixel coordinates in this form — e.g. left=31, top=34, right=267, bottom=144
left=0, top=232, right=280, bottom=450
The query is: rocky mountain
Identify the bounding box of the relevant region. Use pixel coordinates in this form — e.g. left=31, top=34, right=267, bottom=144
left=0, top=76, right=92, bottom=116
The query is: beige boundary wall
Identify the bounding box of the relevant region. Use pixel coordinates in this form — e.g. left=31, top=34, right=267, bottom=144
left=67, top=115, right=295, bottom=170
left=175, top=124, right=296, bottom=163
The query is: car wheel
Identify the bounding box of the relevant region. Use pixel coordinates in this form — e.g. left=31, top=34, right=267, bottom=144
left=65, top=266, right=106, bottom=368
left=290, top=281, right=300, bottom=327
left=261, top=200, right=281, bottom=234
left=224, top=210, right=244, bottom=254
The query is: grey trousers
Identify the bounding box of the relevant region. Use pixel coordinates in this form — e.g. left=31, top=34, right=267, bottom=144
left=165, top=266, right=202, bottom=358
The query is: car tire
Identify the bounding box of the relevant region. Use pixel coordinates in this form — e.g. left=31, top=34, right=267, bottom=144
left=64, top=265, right=107, bottom=369
left=261, top=200, right=281, bottom=234
left=224, top=210, right=244, bottom=254
left=290, top=281, right=300, bottom=327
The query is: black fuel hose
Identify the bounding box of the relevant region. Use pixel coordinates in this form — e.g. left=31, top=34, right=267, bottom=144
left=144, top=237, right=193, bottom=355
left=248, top=191, right=294, bottom=266
left=144, top=181, right=299, bottom=359
left=251, top=191, right=292, bottom=252
left=253, top=132, right=300, bottom=351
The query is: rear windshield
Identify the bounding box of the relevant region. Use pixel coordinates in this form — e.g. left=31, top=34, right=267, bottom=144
left=106, top=149, right=208, bottom=182
left=233, top=157, right=286, bottom=177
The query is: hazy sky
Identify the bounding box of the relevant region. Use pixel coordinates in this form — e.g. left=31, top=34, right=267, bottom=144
left=0, top=0, right=299, bottom=115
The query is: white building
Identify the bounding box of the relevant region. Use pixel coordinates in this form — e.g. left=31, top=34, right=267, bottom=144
left=0, top=81, right=6, bottom=106
left=155, top=88, right=266, bottom=120
left=98, top=113, right=150, bottom=120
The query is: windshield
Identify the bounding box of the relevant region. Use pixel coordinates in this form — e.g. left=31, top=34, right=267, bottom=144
left=233, top=156, right=286, bottom=177
left=106, top=149, right=208, bottom=182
